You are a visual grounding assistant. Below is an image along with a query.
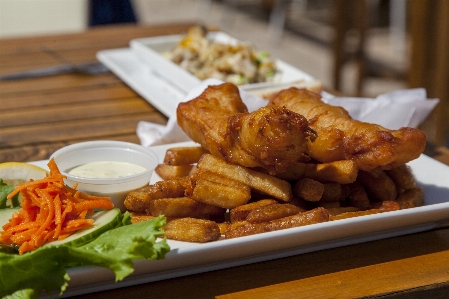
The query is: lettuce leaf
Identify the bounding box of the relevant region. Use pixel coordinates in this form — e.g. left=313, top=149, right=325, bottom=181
left=0, top=179, right=19, bottom=209
left=0, top=215, right=170, bottom=299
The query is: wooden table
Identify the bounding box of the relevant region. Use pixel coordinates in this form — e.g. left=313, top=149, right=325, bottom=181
left=2, top=23, right=449, bottom=299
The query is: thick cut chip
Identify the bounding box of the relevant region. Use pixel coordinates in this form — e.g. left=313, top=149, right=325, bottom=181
left=385, top=164, right=416, bottom=192
left=225, top=207, right=329, bottom=239
left=246, top=203, right=301, bottom=223
left=124, top=177, right=189, bottom=213
left=190, top=177, right=251, bottom=209
left=357, top=170, right=397, bottom=201
left=155, top=164, right=195, bottom=180
left=163, top=218, right=221, bottom=242
left=396, top=187, right=424, bottom=209
left=293, top=178, right=324, bottom=202
left=197, top=154, right=292, bottom=201
left=145, top=196, right=225, bottom=218
left=268, top=207, right=330, bottom=230
left=229, top=199, right=278, bottom=222
left=321, top=182, right=347, bottom=202
left=347, top=182, right=371, bottom=209
left=225, top=221, right=269, bottom=239
left=163, top=146, right=208, bottom=165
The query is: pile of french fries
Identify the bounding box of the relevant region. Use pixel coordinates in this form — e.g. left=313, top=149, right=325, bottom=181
left=125, top=146, right=424, bottom=243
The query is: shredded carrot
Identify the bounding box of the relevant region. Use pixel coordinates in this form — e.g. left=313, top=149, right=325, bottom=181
left=0, top=158, right=114, bottom=254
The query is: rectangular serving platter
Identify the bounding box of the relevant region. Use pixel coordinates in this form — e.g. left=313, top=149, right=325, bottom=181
left=130, top=32, right=316, bottom=93
left=33, top=140, right=449, bottom=298
left=97, top=32, right=319, bottom=118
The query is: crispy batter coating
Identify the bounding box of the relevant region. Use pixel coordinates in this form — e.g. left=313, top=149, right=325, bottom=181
left=177, top=83, right=315, bottom=174
left=269, top=88, right=426, bottom=171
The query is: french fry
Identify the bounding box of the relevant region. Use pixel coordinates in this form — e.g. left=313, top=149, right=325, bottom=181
left=396, top=187, right=424, bottom=209
left=347, top=182, right=371, bottom=210
left=130, top=213, right=157, bottom=224
left=197, top=154, right=292, bottom=202
left=124, top=177, right=189, bottom=213
left=162, top=218, right=221, bottom=242
left=155, top=164, right=195, bottom=180
left=275, top=163, right=307, bottom=180
left=125, top=142, right=423, bottom=243
left=321, top=182, right=347, bottom=202
left=225, top=221, right=269, bottom=239
left=190, top=177, right=251, bottom=209
left=229, top=199, right=278, bottom=222
left=163, top=146, right=208, bottom=165
left=145, top=197, right=225, bottom=218
left=275, top=160, right=358, bottom=184
left=293, top=178, right=324, bottom=202
left=226, top=207, right=330, bottom=239
left=246, top=203, right=301, bottom=223
left=217, top=222, right=229, bottom=235
left=385, top=164, right=416, bottom=192
left=356, top=170, right=397, bottom=201
left=268, top=207, right=329, bottom=230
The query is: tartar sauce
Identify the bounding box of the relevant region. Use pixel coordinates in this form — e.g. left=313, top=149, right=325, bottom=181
left=68, top=161, right=146, bottom=178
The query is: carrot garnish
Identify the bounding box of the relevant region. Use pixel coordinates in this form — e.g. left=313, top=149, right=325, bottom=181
left=0, top=158, right=114, bottom=254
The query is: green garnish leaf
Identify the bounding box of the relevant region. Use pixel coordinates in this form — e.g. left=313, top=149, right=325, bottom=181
left=0, top=179, right=18, bottom=209
left=0, top=215, right=169, bottom=298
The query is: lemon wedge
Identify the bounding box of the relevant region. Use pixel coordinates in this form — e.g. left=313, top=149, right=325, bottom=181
left=0, top=162, right=48, bottom=186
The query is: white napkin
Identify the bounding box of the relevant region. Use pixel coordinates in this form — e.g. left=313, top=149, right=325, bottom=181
left=137, top=79, right=439, bottom=147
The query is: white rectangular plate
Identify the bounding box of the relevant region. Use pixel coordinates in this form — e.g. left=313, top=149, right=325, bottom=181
left=97, top=32, right=318, bottom=118
left=130, top=32, right=316, bottom=93
left=35, top=141, right=449, bottom=298
left=97, top=48, right=185, bottom=117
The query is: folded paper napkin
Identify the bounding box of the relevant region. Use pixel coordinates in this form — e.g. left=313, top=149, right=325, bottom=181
left=137, top=78, right=439, bottom=147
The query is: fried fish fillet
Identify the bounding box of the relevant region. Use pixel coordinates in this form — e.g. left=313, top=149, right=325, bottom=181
left=269, top=88, right=426, bottom=171
left=177, top=83, right=315, bottom=174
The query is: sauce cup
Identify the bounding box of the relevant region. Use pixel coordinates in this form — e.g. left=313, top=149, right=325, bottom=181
left=50, top=140, right=159, bottom=212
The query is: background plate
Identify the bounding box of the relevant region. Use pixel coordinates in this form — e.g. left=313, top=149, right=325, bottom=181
left=97, top=32, right=318, bottom=118
left=130, top=32, right=316, bottom=93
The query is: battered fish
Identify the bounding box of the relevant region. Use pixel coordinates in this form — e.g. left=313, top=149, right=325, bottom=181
left=177, top=83, right=315, bottom=174
left=269, top=88, right=426, bottom=171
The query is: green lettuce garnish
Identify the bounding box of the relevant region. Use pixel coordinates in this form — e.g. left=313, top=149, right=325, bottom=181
left=0, top=179, right=19, bottom=209
left=0, top=214, right=170, bottom=299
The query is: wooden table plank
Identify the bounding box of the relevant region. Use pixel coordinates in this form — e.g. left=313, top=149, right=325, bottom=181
left=0, top=73, right=120, bottom=95
left=0, top=23, right=196, bottom=54
left=0, top=97, right=153, bottom=128
left=0, top=83, right=136, bottom=110
left=0, top=112, right=166, bottom=148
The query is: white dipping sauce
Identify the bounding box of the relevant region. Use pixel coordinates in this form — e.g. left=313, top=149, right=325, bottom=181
left=68, top=161, right=146, bottom=178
